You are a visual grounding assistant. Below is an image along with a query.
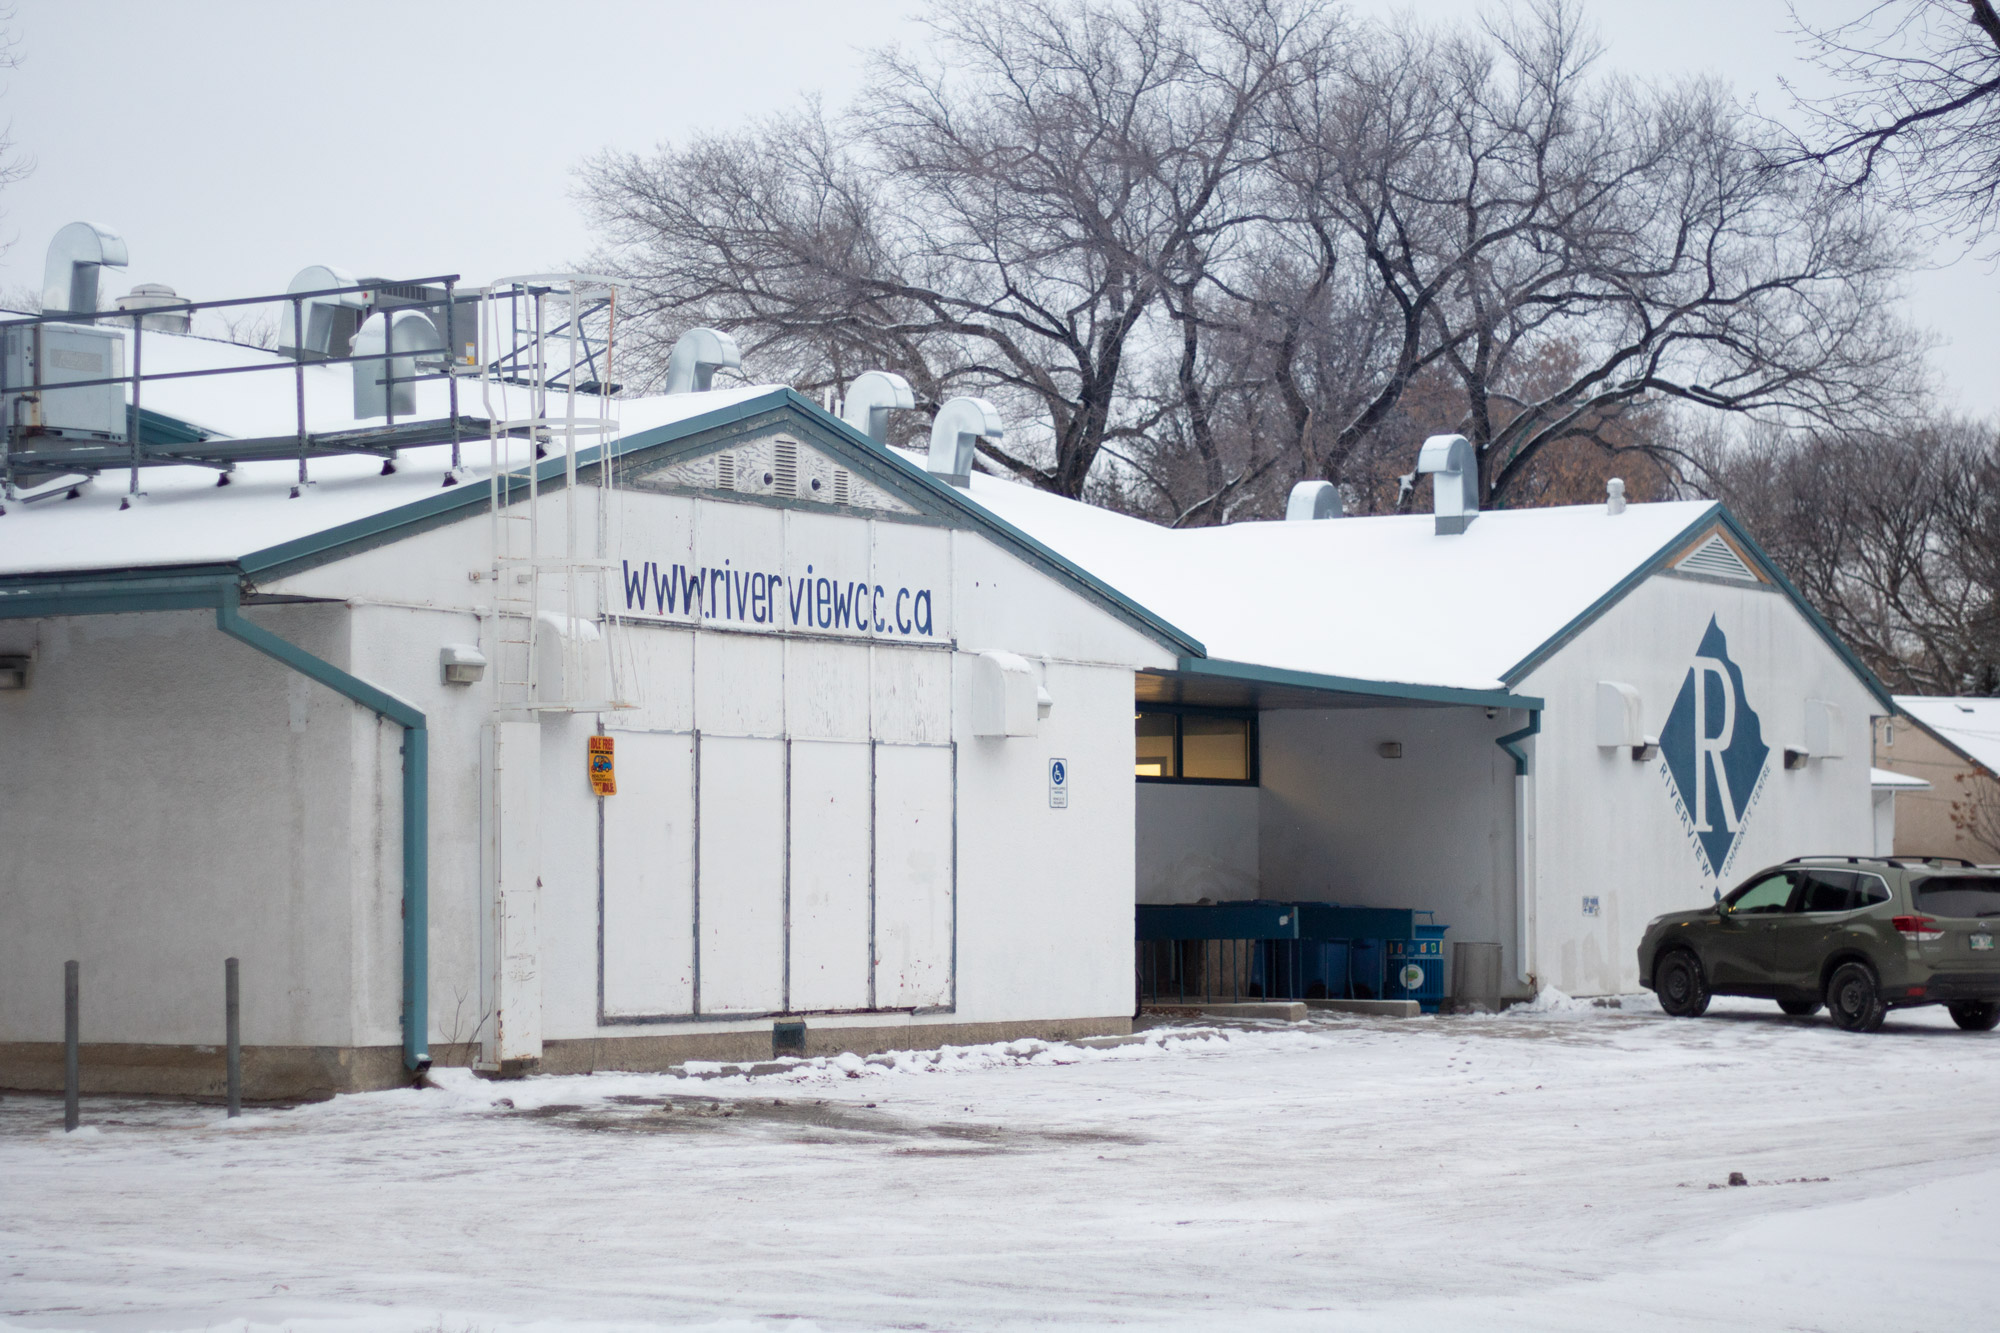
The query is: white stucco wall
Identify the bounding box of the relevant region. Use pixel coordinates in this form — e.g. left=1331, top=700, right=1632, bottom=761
left=1137, top=568, right=1885, bottom=1003
left=265, top=456, right=1175, bottom=1055
left=1135, top=784, right=1261, bottom=904
left=1257, top=705, right=1521, bottom=989
left=3, top=417, right=1177, bottom=1066
left=0, top=604, right=373, bottom=1048
left=1518, top=571, right=1883, bottom=996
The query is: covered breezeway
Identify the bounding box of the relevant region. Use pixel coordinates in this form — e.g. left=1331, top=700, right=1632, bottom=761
left=1131, top=658, right=1540, bottom=1011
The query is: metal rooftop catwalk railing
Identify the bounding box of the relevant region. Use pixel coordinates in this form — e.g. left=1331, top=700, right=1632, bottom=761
left=0, top=274, right=623, bottom=506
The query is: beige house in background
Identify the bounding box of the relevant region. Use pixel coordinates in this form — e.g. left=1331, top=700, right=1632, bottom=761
left=1874, top=698, right=2000, bottom=863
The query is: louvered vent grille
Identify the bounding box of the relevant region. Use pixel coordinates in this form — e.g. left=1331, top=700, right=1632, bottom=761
left=773, top=440, right=798, bottom=496
left=1676, top=533, right=1758, bottom=582
left=833, top=468, right=851, bottom=505
left=716, top=451, right=736, bottom=490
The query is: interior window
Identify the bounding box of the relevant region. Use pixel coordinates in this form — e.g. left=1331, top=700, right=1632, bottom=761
left=1134, top=712, right=1177, bottom=778
left=1725, top=873, right=1797, bottom=915
left=1134, top=707, right=1255, bottom=783
left=1914, top=876, right=2000, bottom=918
left=1182, top=714, right=1252, bottom=780
left=1798, top=870, right=1863, bottom=913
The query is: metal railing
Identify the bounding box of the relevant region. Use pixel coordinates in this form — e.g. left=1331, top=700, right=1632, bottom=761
left=0, top=273, right=624, bottom=504
left=1136, top=937, right=1391, bottom=1006
left=1, top=275, right=478, bottom=499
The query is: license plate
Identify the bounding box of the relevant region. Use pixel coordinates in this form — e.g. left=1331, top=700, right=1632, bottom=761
left=1973, top=933, right=1994, bottom=952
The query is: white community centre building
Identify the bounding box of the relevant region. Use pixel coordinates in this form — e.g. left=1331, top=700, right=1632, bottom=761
left=0, top=232, right=1894, bottom=1098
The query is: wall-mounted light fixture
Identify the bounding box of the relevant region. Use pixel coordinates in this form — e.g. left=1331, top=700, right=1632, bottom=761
left=440, top=643, right=486, bottom=685
left=0, top=655, right=28, bottom=690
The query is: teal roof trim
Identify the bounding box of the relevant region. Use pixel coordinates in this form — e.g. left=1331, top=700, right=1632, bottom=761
left=1176, top=656, right=1542, bottom=711
left=1497, top=501, right=1894, bottom=712
left=1714, top=507, right=1895, bottom=713
left=237, top=387, right=1205, bottom=658
left=0, top=566, right=241, bottom=619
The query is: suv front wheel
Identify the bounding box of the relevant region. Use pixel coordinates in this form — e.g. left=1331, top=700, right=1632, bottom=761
left=1826, top=961, right=1887, bottom=1033
left=1655, top=949, right=1710, bottom=1017
left=1948, top=1001, right=2000, bottom=1031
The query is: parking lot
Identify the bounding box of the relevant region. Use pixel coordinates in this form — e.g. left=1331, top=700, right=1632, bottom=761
left=4, top=995, right=1994, bottom=1332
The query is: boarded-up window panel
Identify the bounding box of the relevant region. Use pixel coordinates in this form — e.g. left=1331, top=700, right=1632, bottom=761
left=874, top=743, right=954, bottom=1008
left=698, top=736, right=786, bottom=1014
left=694, top=633, right=785, bottom=738
left=787, top=740, right=873, bottom=1011
left=601, top=731, right=695, bottom=1017
left=785, top=640, right=871, bottom=741
left=871, top=644, right=952, bottom=745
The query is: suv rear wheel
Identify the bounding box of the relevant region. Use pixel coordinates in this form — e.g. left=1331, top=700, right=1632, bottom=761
left=1948, top=1001, right=2000, bottom=1031
left=1826, top=961, right=1887, bottom=1033
left=1778, top=999, right=1822, bottom=1017
left=1656, top=949, right=1710, bottom=1018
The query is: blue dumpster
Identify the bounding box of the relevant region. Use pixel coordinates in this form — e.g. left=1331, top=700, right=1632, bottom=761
left=1136, top=901, right=1450, bottom=1007
left=1384, top=913, right=1448, bottom=1011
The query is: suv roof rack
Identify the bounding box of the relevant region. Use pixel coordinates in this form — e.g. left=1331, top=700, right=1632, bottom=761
left=1783, top=854, right=1985, bottom=869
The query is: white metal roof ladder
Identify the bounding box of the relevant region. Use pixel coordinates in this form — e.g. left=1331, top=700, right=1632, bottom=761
left=478, top=274, right=636, bottom=716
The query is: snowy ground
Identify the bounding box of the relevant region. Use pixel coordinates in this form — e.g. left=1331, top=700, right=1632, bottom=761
left=4, top=994, right=1996, bottom=1333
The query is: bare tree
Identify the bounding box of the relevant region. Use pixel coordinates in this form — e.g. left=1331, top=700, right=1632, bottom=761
left=1787, top=0, right=2000, bottom=257
left=581, top=0, right=1322, bottom=498
left=581, top=0, right=1918, bottom=518
left=1701, top=417, right=2000, bottom=695
left=0, top=9, right=33, bottom=248
left=1282, top=2, right=1918, bottom=512
left=1106, top=1, right=1919, bottom=524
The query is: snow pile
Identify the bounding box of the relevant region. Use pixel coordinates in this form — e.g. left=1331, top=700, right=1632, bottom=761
left=1471, top=986, right=1664, bottom=1018
left=406, top=1027, right=1292, bottom=1114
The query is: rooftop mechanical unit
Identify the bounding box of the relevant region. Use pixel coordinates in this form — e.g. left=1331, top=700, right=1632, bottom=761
left=2, top=322, right=128, bottom=444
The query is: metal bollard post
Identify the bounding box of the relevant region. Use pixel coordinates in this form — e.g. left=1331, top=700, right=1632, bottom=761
left=63, top=960, right=79, bottom=1132
left=225, top=957, right=241, bottom=1118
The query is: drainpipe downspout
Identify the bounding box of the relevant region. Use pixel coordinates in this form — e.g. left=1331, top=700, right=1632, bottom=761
left=1496, top=709, right=1541, bottom=990
left=214, top=588, right=431, bottom=1073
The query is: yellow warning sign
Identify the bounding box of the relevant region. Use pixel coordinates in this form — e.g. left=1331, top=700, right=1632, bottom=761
left=588, top=735, right=617, bottom=796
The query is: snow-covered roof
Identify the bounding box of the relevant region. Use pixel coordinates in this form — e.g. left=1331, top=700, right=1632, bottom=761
left=1871, top=766, right=1932, bottom=791
left=959, top=470, right=1718, bottom=692
left=0, top=357, right=1873, bottom=703
left=1894, top=697, right=2000, bottom=775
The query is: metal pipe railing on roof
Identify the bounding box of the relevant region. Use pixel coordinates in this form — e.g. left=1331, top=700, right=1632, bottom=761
left=12, top=343, right=474, bottom=398
left=0, top=274, right=465, bottom=328
left=1, top=274, right=625, bottom=495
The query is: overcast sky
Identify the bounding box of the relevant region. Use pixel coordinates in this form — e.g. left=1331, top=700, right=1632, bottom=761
left=4, top=0, right=1992, bottom=416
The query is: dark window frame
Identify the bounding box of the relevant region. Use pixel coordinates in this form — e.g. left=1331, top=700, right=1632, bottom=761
left=1135, top=704, right=1259, bottom=786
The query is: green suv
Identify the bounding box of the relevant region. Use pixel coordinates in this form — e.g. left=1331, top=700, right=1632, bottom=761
left=1637, top=857, right=2000, bottom=1033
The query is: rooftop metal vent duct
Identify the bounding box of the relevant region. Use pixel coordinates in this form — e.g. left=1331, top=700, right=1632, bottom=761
left=839, top=370, right=915, bottom=443
left=41, top=222, right=128, bottom=316
left=1286, top=480, right=1342, bottom=520
left=352, top=309, right=442, bottom=419
left=114, top=283, right=190, bottom=334
left=278, top=265, right=365, bottom=360
left=1416, top=433, right=1478, bottom=535
left=927, top=396, right=1003, bottom=487
left=663, top=327, right=740, bottom=394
